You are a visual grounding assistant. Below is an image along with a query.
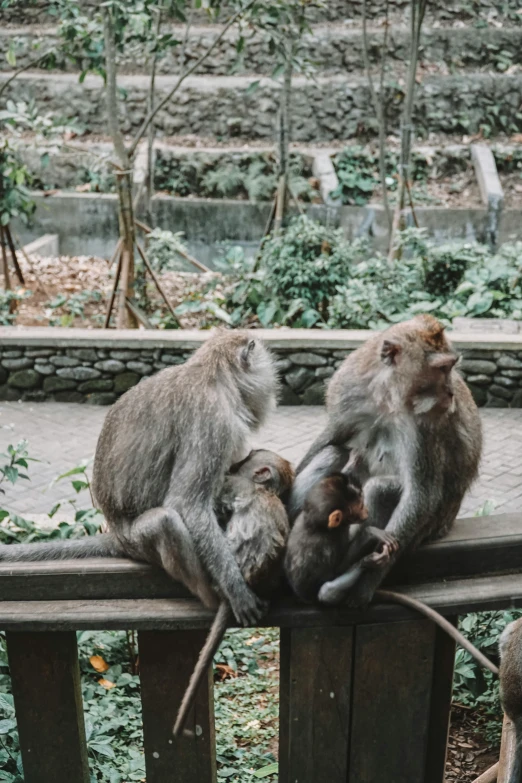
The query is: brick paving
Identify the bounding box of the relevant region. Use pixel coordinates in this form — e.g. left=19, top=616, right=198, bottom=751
left=0, top=401, right=521, bottom=521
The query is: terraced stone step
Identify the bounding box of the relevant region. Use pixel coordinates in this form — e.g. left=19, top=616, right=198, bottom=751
left=3, top=70, right=522, bottom=142
left=1, top=0, right=521, bottom=26
left=2, top=24, right=522, bottom=76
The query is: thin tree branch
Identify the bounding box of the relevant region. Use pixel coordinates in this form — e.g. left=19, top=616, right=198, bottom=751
left=128, top=0, right=256, bottom=157
left=135, top=240, right=182, bottom=327
left=178, top=2, right=194, bottom=72
left=102, top=5, right=130, bottom=169
left=362, top=0, right=391, bottom=230
left=134, top=218, right=210, bottom=272
left=0, top=47, right=57, bottom=100
left=145, top=1, right=164, bottom=217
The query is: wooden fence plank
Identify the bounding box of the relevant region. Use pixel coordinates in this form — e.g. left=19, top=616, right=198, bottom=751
left=138, top=630, right=216, bottom=783
left=2, top=572, right=522, bottom=630
left=424, top=620, right=457, bottom=783
left=278, top=626, right=353, bottom=783
left=5, top=631, right=89, bottom=783
left=348, top=619, right=436, bottom=783
left=1, top=513, right=522, bottom=602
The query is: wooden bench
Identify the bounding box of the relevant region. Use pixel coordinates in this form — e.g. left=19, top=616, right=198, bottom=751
left=1, top=512, right=521, bottom=783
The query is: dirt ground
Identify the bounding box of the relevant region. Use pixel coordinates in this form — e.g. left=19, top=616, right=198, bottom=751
left=446, top=706, right=499, bottom=781
left=8, top=251, right=221, bottom=330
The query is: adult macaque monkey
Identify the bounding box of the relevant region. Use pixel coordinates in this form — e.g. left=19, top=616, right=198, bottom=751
left=0, top=331, right=279, bottom=626
left=290, top=314, right=482, bottom=608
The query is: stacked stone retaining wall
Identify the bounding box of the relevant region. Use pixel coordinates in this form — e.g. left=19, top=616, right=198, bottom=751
left=1, top=328, right=521, bottom=408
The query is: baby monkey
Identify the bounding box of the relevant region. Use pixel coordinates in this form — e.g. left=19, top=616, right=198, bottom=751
left=173, top=448, right=294, bottom=737
left=285, top=472, right=399, bottom=604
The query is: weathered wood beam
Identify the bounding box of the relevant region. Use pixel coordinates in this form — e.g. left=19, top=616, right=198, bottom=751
left=1, top=571, right=522, bottom=631
left=0, top=513, right=520, bottom=602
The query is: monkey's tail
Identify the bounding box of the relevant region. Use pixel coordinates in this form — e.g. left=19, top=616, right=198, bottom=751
left=173, top=601, right=231, bottom=738
left=0, top=533, right=124, bottom=562
left=376, top=590, right=499, bottom=677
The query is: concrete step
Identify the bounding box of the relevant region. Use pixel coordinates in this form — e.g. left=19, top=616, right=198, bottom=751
left=2, top=24, right=522, bottom=76
left=3, top=70, right=522, bottom=143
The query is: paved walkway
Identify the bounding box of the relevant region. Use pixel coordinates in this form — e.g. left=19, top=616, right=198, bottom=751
left=1, top=401, right=521, bottom=521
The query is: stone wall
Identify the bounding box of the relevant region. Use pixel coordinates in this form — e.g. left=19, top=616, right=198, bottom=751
left=2, top=0, right=520, bottom=24
left=5, top=71, right=522, bottom=142
left=1, top=327, right=522, bottom=408
left=3, top=26, right=521, bottom=76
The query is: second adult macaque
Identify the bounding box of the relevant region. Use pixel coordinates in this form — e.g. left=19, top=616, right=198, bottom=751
left=290, top=314, right=482, bottom=608
left=285, top=473, right=398, bottom=603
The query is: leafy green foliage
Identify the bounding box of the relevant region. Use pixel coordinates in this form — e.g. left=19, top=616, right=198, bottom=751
left=210, top=217, right=367, bottom=328
left=453, top=610, right=520, bottom=746
left=146, top=227, right=191, bottom=273
left=0, top=289, right=28, bottom=326
left=46, top=290, right=103, bottom=327
left=0, top=140, right=35, bottom=228
left=196, top=219, right=522, bottom=330
left=155, top=151, right=317, bottom=203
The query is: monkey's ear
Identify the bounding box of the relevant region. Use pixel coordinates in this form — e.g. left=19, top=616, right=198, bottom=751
left=381, top=339, right=401, bottom=365
left=240, top=339, right=256, bottom=368
left=429, top=353, right=458, bottom=373
left=253, top=466, right=272, bottom=485
left=327, top=509, right=343, bottom=528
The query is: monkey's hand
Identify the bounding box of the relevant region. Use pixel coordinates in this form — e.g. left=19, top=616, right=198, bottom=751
left=229, top=586, right=269, bottom=627
left=361, top=532, right=399, bottom=569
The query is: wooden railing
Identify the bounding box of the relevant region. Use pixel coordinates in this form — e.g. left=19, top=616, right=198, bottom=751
left=1, top=512, right=521, bottom=783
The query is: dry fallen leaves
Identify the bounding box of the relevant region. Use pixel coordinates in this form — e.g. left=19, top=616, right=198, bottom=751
left=215, top=664, right=237, bottom=681
left=98, top=678, right=116, bottom=690
left=90, top=654, right=110, bottom=673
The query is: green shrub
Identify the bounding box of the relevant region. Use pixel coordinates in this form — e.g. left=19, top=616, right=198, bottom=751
left=260, top=215, right=367, bottom=319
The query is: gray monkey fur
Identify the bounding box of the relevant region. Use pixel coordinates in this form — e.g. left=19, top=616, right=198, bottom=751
left=0, top=331, right=279, bottom=627
left=173, top=448, right=292, bottom=737
left=289, top=314, right=482, bottom=609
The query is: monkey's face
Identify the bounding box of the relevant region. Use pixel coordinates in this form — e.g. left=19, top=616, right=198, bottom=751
left=378, top=316, right=458, bottom=415
left=305, top=473, right=368, bottom=531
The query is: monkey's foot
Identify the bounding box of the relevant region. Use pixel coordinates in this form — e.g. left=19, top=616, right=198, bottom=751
left=230, top=589, right=269, bottom=627
left=319, top=577, right=376, bottom=609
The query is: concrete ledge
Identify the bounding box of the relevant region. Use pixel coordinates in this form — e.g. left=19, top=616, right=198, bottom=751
left=22, top=234, right=59, bottom=257
left=1, top=325, right=522, bottom=352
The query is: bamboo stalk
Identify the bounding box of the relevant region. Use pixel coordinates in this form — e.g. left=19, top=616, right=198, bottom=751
left=135, top=241, right=182, bottom=327
left=104, top=244, right=123, bottom=328
left=116, top=246, right=131, bottom=329
left=0, top=226, right=11, bottom=291
left=4, top=225, right=25, bottom=284
left=12, top=231, right=50, bottom=296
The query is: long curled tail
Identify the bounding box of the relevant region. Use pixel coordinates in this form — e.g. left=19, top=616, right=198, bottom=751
left=173, top=601, right=231, bottom=737
left=0, top=533, right=124, bottom=562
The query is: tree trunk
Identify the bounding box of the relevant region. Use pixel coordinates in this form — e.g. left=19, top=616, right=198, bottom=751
left=388, top=0, right=427, bottom=262
left=116, top=171, right=138, bottom=329
left=274, top=51, right=293, bottom=235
